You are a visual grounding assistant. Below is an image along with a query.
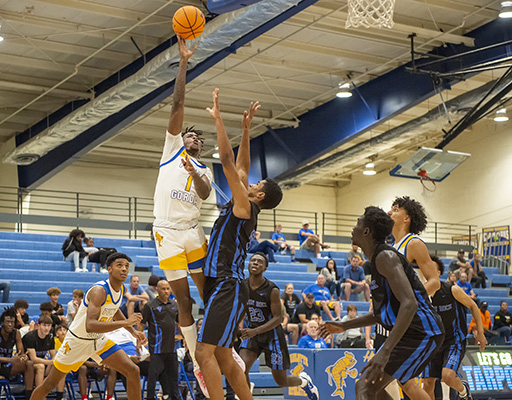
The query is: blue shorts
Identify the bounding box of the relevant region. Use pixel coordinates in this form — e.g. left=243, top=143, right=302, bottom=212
left=241, top=327, right=290, bottom=370
left=423, top=341, right=465, bottom=379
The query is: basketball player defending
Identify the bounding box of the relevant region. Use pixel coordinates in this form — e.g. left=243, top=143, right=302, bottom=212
left=30, top=253, right=147, bottom=400
left=240, top=253, right=319, bottom=400
left=320, top=207, right=444, bottom=400
left=152, top=35, right=212, bottom=393
left=196, top=88, right=283, bottom=400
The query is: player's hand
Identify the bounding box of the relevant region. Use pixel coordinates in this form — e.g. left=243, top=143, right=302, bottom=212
left=125, top=313, right=143, bottom=327
left=241, top=328, right=257, bottom=340
left=177, top=34, right=197, bottom=61
left=181, top=155, right=198, bottom=177
left=242, top=101, right=261, bottom=130
left=133, top=330, right=148, bottom=348
left=360, top=349, right=388, bottom=384
left=318, top=322, right=345, bottom=339
left=206, top=88, right=221, bottom=120
left=475, top=328, right=487, bottom=351
left=365, top=337, right=373, bottom=350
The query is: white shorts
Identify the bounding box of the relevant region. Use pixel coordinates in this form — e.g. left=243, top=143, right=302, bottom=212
left=54, top=333, right=120, bottom=373
left=153, top=224, right=207, bottom=280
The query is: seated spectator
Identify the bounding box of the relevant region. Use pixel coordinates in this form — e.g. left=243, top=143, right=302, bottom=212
left=291, top=293, right=322, bottom=327
left=66, top=289, right=83, bottom=324
left=320, top=259, right=341, bottom=300
left=298, top=220, right=329, bottom=258
left=46, top=287, right=67, bottom=325
left=449, top=249, right=473, bottom=282
left=280, top=283, right=301, bottom=344
left=446, top=272, right=457, bottom=286
left=469, top=301, right=499, bottom=345
left=53, top=324, right=67, bottom=351
left=302, top=274, right=341, bottom=321
left=145, top=275, right=161, bottom=301
left=456, top=272, right=478, bottom=304
left=297, top=320, right=327, bottom=349
left=39, top=302, right=61, bottom=329
left=14, top=299, right=29, bottom=330
left=470, top=253, right=487, bottom=289
left=83, top=237, right=117, bottom=273
left=0, top=307, right=34, bottom=400
left=272, top=224, right=297, bottom=262
left=121, top=275, right=149, bottom=317
left=343, top=257, right=371, bottom=302
left=335, top=305, right=366, bottom=348
left=346, top=244, right=365, bottom=265
left=493, top=301, right=512, bottom=344
left=248, top=231, right=278, bottom=263
left=62, top=229, right=89, bottom=272
left=0, top=280, right=10, bottom=303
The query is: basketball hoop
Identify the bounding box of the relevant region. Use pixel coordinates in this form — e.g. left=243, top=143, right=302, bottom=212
left=345, top=0, right=396, bottom=29
left=417, top=170, right=436, bottom=193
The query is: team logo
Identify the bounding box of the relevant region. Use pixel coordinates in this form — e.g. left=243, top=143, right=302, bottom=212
left=325, top=351, right=358, bottom=399
left=155, top=232, right=164, bottom=248
left=63, top=342, right=72, bottom=355
left=288, top=353, right=309, bottom=396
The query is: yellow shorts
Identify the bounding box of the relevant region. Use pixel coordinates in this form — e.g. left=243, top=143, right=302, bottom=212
left=315, top=300, right=337, bottom=309
left=53, top=334, right=120, bottom=374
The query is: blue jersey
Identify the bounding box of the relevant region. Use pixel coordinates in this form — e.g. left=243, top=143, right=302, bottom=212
left=431, top=281, right=467, bottom=344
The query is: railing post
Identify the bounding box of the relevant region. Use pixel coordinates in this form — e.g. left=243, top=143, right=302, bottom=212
left=134, top=197, right=138, bottom=239
left=435, top=222, right=438, bottom=244
left=314, top=213, right=318, bottom=237
left=76, top=193, right=80, bottom=228
left=322, top=213, right=325, bottom=237
left=273, top=209, right=276, bottom=229
left=128, top=198, right=132, bottom=239
left=17, top=188, right=22, bottom=232
left=469, top=225, right=472, bottom=251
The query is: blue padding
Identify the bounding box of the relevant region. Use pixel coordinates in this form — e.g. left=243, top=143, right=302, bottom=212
left=208, top=0, right=264, bottom=14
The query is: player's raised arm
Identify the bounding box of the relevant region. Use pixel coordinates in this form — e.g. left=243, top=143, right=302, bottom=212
left=168, top=35, right=197, bottom=135
left=236, top=101, right=260, bottom=188
left=206, top=88, right=251, bottom=219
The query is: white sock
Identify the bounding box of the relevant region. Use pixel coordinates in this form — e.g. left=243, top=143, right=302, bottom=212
left=458, top=385, right=467, bottom=397
left=300, top=377, right=307, bottom=387
left=181, top=323, right=198, bottom=364
left=442, top=382, right=451, bottom=399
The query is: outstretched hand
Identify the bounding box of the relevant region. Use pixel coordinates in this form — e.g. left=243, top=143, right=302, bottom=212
left=318, top=321, right=345, bottom=339
left=242, top=101, right=261, bottom=130
left=177, top=34, right=197, bottom=61
left=181, top=155, right=197, bottom=176
left=206, top=88, right=221, bottom=120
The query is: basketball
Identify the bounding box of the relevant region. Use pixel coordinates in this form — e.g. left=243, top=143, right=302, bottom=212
left=172, top=6, right=206, bottom=40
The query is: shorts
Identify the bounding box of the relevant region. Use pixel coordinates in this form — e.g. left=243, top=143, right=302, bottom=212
left=423, top=341, right=465, bottom=379
left=153, top=225, right=207, bottom=280
left=314, top=300, right=337, bottom=308
left=241, top=327, right=290, bottom=370
left=383, top=333, right=444, bottom=384
left=198, top=277, right=249, bottom=348
left=300, top=241, right=316, bottom=252
left=53, top=333, right=121, bottom=374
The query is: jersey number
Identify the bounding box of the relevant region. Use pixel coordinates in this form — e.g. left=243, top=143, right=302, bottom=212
left=185, top=176, right=193, bottom=192
left=248, top=307, right=264, bottom=322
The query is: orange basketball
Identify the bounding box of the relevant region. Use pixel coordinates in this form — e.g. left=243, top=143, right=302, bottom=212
left=172, top=6, right=206, bottom=40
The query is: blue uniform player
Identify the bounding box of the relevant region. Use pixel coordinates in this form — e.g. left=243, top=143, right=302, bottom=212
left=196, top=89, right=283, bottom=400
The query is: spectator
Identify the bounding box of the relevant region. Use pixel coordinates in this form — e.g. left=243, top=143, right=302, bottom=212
left=39, top=302, right=61, bottom=329
left=62, top=229, right=89, bottom=272
left=83, top=237, right=117, bottom=273
left=53, top=324, right=67, bottom=351
left=449, top=249, right=473, bottom=282
left=346, top=244, right=365, bottom=265
left=493, top=301, right=512, bottom=344
left=65, top=289, right=83, bottom=324
left=0, top=280, right=10, bottom=303
left=46, top=287, right=67, bottom=325
left=14, top=299, right=29, bottom=329
left=335, top=305, right=366, bottom=348
left=297, top=320, right=327, bottom=349
left=280, top=283, right=301, bottom=345
left=0, top=307, right=34, bottom=400
left=291, top=293, right=322, bottom=326
left=470, top=253, right=487, bottom=289
left=272, top=224, right=297, bottom=262
left=248, top=231, right=278, bottom=263
left=446, top=271, right=457, bottom=286
left=298, top=220, right=328, bottom=258
left=302, top=274, right=341, bottom=321
left=145, top=275, right=161, bottom=301
left=343, top=257, right=371, bottom=302
left=469, top=302, right=499, bottom=345
left=456, top=272, right=478, bottom=304
left=320, top=259, right=341, bottom=300
left=121, top=275, right=149, bottom=317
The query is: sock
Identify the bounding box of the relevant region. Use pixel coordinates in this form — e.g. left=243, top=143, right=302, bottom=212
left=181, top=323, right=198, bottom=364
left=458, top=385, right=467, bottom=397
left=25, top=390, right=33, bottom=400
left=106, top=395, right=113, bottom=400
left=82, top=395, right=88, bottom=400
left=300, top=377, right=307, bottom=387
left=56, top=392, right=63, bottom=400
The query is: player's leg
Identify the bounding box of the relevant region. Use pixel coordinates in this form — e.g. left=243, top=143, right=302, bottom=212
left=272, top=370, right=302, bottom=387
left=239, top=348, right=259, bottom=386
left=421, top=378, right=436, bottom=400
left=401, top=379, right=431, bottom=400
left=440, top=342, right=469, bottom=399
left=30, top=366, right=67, bottom=400
left=196, top=342, right=225, bottom=400
left=102, top=350, right=140, bottom=400
left=215, top=346, right=252, bottom=400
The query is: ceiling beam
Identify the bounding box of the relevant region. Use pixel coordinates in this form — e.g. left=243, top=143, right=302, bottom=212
left=0, top=80, right=94, bottom=99
left=408, top=0, right=497, bottom=19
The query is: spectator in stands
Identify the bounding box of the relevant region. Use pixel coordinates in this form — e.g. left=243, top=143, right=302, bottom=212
left=456, top=272, right=479, bottom=304
left=65, top=289, right=83, bottom=324
left=335, top=304, right=366, bottom=348
left=121, top=275, right=149, bottom=317
left=298, top=220, right=329, bottom=258
left=83, top=237, right=117, bottom=273
left=145, top=274, right=161, bottom=301
left=302, top=274, right=342, bottom=321
left=39, top=302, right=60, bottom=329
left=0, top=307, right=34, bottom=400
left=292, top=293, right=322, bottom=327
left=449, top=249, right=473, bottom=282
left=320, top=259, right=341, bottom=300
left=297, top=320, right=327, bottom=349
left=248, top=230, right=278, bottom=263
left=23, top=315, right=64, bottom=399
left=272, top=224, right=297, bottom=262
left=0, top=280, right=10, bottom=303
left=493, top=301, right=512, bottom=344
left=53, top=324, right=67, bottom=351
left=469, top=301, right=499, bottom=345
left=62, top=229, right=89, bottom=272
left=346, top=244, right=365, bottom=265
left=446, top=271, right=457, bottom=286
left=343, top=256, right=371, bottom=302
left=281, top=283, right=301, bottom=344
left=470, top=253, right=487, bottom=289
left=14, top=299, right=30, bottom=329
left=46, top=287, right=67, bottom=325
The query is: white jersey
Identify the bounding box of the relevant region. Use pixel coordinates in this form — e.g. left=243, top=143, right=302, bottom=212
left=393, top=233, right=426, bottom=284
left=68, top=279, right=125, bottom=340
left=153, top=131, right=213, bottom=230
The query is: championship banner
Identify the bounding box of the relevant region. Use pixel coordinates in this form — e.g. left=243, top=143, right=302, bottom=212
left=482, top=226, right=510, bottom=264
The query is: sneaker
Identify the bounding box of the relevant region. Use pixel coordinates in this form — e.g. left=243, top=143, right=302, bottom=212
left=299, top=371, right=318, bottom=400
left=193, top=364, right=209, bottom=398
left=75, top=268, right=81, bottom=272
left=291, top=259, right=298, bottom=263
left=232, top=347, right=246, bottom=372
left=460, top=380, right=473, bottom=400
left=81, top=268, right=88, bottom=272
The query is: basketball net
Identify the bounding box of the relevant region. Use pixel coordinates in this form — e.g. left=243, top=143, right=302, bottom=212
left=345, top=0, right=396, bottom=29
left=417, top=170, right=436, bottom=200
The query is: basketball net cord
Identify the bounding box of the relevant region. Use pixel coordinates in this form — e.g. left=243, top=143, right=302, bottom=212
left=346, top=0, right=396, bottom=29
left=417, top=170, right=436, bottom=200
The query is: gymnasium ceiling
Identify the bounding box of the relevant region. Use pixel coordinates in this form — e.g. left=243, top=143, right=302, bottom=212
left=0, top=0, right=505, bottom=188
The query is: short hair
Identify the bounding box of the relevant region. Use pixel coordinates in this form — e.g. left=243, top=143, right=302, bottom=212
left=69, top=229, right=85, bottom=238
left=39, top=302, right=53, bottom=312
left=148, top=275, right=160, bottom=286
left=47, top=287, right=61, bottom=296
left=14, top=299, right=29, bottom=310
left=346, top=304, right=358, bottom=313
left=0, top=307, right=16, bottom=324
left=362, top=206, right=394, bottom=243
left=259, top=179, right=283, bottom=210
left=251, top=252, right=269, bottom=268
left=39, top=315, right=53, bottom=325
left=392, top=196, right=428, bottom=235
left=72, top=289, right=84, bottom=298
left=501, top=300, right=508, bottom=306
left=431, top=255, right=444, bottom=275
left=106, top=252, right=132, bottom=267
left=130, top=275, right=139, bottom=282
left=182, top=126, right=204, bottom=138
left=55, top=324, right=67, bottom=333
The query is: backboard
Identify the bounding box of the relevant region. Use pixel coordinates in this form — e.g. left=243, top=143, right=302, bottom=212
left=389, top=147, right=471, bottom=182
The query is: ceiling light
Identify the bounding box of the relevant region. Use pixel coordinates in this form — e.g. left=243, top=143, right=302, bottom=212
left=336, top=83, right=352, bottom=98
left=0, top=36, right=4, bottom=43
left=363, top=170, right=376, bottom=176
left=365, top=162, right=375, bottom=169
left=499, top=1, right=512, bottom=18
left=494, top=108, right=509, bottom=122
left=212, top=153, right=220, bottom=159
